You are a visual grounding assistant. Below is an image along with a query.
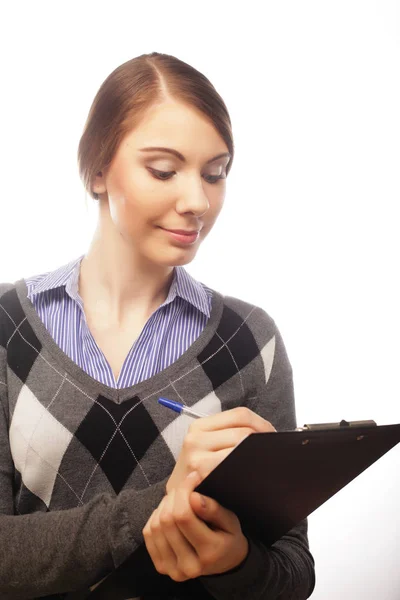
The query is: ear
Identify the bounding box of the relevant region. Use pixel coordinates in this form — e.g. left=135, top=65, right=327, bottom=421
left=92, top=170, right=107, bottom=196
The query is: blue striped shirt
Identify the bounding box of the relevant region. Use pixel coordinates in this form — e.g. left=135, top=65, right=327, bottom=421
left=24, top=255, right=213, bottom=389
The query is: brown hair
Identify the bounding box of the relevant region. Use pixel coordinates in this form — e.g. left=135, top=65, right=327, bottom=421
left=77, top=52, right=234, bottom=200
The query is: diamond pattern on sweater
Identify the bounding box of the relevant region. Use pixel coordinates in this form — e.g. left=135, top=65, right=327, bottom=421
left=10, top=384, right=73, bottom=508
left=197, top=305, right=260, bottom=389
left=0, top=290, right=42, bottom=384
left=74, top=395, right=160, bottom=494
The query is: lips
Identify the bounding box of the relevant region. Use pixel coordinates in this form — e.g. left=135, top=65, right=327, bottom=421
left=161, top=227, right=201, bottom=245
left=162, top=228, right=201, bottom=235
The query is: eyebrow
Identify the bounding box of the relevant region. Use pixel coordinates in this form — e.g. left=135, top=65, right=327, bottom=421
left=138, top=147, right=231, bottom=164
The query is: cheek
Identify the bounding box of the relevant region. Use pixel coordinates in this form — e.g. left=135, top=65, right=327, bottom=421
left=108, top=164, right=158, bottom=209
left=122, top=176, right=170, bottom=218
left=200, top=203, right=223, bottom=240
left=207, top=193, right=225, bottom=222
left=109, top=188, right=165, bottom=228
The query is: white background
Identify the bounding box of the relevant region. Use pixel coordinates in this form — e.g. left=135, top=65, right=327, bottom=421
left=1, top=1, right=399, bottom=598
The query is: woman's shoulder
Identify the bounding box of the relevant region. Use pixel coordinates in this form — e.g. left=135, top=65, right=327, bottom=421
left=0, top=283, right=17, bottom=347
left=219, top=292, right=277, bottom=333
left=0, top=282, right=15, bottom=298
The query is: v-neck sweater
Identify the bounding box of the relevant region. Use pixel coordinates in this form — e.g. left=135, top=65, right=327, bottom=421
left=0, top=280, right=315, bottom=600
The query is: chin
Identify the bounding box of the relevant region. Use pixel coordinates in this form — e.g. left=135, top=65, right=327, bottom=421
left=155, top=248, right=197, bottom=268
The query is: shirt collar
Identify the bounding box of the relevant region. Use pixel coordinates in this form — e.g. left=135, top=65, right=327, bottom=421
left=165, top=266, right=211, bottom=318
left=27, top=255, right=210, bottom=318
left=27, top=255, right=84, bottom=299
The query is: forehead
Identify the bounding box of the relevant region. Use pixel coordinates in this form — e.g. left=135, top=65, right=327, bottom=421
left=121, top=100, right=228, bottom=156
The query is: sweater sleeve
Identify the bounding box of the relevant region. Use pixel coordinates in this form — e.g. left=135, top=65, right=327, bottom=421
left=0, top=347, right=168, bottom=599
left=199, top=318, right=316, bottom=600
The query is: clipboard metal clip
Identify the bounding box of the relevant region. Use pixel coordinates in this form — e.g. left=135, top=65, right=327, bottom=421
left=295, top=419, right=377, bottom=432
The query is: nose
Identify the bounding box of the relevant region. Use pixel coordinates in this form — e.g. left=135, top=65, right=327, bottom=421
left=175, top=176, right=210, bottom=217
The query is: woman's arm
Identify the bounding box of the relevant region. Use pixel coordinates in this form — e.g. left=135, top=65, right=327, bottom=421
left=144, top=318, right=315, bottom=599
left=199, top=321, right=315, bottom=599
left=0, top=346, right=168, bottom=600
left=200, top=519, right=315, bottom=600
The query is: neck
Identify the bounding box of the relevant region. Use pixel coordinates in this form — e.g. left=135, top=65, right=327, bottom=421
left=79, top=208, right=175, bottom=327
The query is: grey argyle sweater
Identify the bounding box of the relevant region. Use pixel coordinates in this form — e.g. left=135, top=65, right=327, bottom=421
left=0, top=280, right=315, bottom=600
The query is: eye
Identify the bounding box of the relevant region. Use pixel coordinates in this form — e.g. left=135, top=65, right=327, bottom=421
left=148, top=168, right=226, bottom=184
left=148, top=168, right=175, bottom=181
left=204, top=173, right=226, bottom=184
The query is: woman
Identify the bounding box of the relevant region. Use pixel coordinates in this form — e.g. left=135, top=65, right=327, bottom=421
left=0, top=52, right=315, bottom=599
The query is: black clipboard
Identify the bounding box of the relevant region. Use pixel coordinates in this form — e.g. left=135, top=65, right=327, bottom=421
left=68, top=421, right=400, bottom=599
left=195, top=421, right=400, bottom=544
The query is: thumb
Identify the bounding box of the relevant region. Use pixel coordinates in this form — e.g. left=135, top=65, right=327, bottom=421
left=182, top=470, right=203, bottom=492
left=190, top=492, right=237, bottom=533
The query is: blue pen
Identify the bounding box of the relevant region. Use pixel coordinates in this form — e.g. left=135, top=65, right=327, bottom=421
left=158, top=397, right=209, bottom=419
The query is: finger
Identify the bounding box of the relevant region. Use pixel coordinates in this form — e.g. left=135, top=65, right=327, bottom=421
left=191, top=407, right=276, bottom=434
left=144, top=527, right=164, bottom=570
left=186, top=447, right=239, bottom=482
left=181, top=470, right=203, bottom=492
left=151, top=496, right=179, bottom=575
left=160, top=488, right=202, bottom=579
left=172, top=476, right=217, bottom=550
left=158, top=487, right=203, bottom=580
left=143, top=509, right=164, bottom=572
left=189, top=492, right=239, bottom=534
left=184, top=426, right=255, bottom=452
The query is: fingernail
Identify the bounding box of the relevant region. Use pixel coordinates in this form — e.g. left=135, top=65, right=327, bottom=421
left=187, top=471, right=199, bottom=479
left=200, top=495, right=206, bottom=508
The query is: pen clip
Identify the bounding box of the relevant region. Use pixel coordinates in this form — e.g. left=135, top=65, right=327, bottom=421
left=296, top=419, right=377, bottom=432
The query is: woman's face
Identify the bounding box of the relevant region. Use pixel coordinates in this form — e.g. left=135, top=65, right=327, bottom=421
left=93, top=100, right=231, bottom=268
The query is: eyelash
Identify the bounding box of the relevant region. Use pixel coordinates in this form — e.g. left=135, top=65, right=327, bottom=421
left=148, top=168, right=226, bottom=184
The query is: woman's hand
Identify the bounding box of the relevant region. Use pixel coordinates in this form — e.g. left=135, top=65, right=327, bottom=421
left=143, top=471, right=249, bottom=582
left=166, top=406, right=275, bottom=493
